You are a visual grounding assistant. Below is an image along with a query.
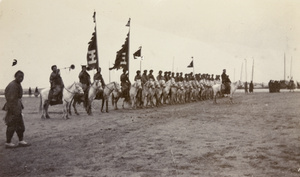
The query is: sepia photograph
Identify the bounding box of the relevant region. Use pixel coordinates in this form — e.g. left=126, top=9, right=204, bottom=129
left=0, top=0, right=299, bottom=176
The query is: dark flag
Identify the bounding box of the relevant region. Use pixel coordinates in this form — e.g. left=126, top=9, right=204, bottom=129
left=187, top=60, right=193, bottom=68
left=126, top=18, right=131, bottom=27
left=110, top=32, right=129, bottom=70
left=133, top=47, right=141, bottom=59
left=86, top=28, right=99, bottom=70
left=12, top=59, right=17, bottom=66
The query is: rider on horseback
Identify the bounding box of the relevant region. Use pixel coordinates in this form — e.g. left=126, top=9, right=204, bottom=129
left=49, top=65, right=64, bottom=105
left=156, top=70, right=164, bottom=81
left=120, top=68, right=131, bottom=101
left=79, top=65, right=91, bottom=107
left=148, top=69, right=155, bottom=81
left=221, top=69, right=231, bottom=94
left=94, top=67, right=106, bottom=99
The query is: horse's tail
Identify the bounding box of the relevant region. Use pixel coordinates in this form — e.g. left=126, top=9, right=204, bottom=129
left=111, top=93, right=114, bottom=106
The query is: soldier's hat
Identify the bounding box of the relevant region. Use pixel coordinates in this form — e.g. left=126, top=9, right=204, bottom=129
left=51, top=65, right=57, bottom=70
left=136, top=70, right=140, bottom=73
left=144, top=70, right=147, bottom=73
left=159, top=70, right=162, bottom=73
left=180, top=72, right=183, bottom=74
left=149, top=69, right=153, bottom=72
left=223, top=69, right=226, bottom=72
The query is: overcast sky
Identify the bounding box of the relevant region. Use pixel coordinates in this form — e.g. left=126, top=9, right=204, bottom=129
left=0, top=0, right=299, bottom=89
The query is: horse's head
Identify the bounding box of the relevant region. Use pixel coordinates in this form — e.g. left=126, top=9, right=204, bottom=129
left=92, top=80, right=102, bottom=91
left=159, top=80, right=166, bottom=88
left=154, top=81, right=160, bottom=89
left=114, top=82, right=122, bottom=93
left=74, top=82, right=84, bottom=94
left=147, top=80, right=155, bottom=89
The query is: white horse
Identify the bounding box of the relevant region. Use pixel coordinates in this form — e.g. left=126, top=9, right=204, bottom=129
left=212, top=80, right=242, bottom=104
left=86, top=80, right=103, bottom=115
left=39, top=82, right=84, bottom=119
left=162, top=78, right=175, bottom=104
left=154, top=80, right=163, bottom=106
left=143, top=80, right=155, bottom=107
left=130, top=79, right=142, bottom=109
left=100, top=81, right=122, bottom=113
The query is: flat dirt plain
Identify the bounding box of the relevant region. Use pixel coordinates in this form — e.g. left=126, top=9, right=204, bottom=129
left=0, top=91, right=300, bottom=177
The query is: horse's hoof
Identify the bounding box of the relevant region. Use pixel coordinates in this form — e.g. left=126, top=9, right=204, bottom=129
left=46, top=115, right=50, bottom=119
left=75, top=112, right=79, bottom=115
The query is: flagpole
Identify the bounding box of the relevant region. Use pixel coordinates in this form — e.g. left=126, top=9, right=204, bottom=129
left=240, top=62, right=243, bottom=81
left=127, top=18, right=131, bottom=80
left=251, top=58, right=254, bottom=82
left=93, top=10, right=100, bottom=70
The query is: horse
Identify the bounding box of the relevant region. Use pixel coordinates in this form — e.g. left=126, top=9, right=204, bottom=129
left=143, top=80, right=155, bottom=107
left=85, top=80, right=103, bottom=115
left=99, top=81, right=122, bottom=113
left=176, top=81, right=185, bottom=104
left=39, top=82, right=84, bottom=119
left=154, top=80, right=163, bottom=106
left=170, top=81, right=178, bottom=104
left=212, top=80, right=242, bottom=104
left=129, top=79, right=142, bottom=109
left=162, top=78, right=175, bottom=104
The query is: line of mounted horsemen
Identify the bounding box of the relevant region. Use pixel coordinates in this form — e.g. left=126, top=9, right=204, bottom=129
left=40, top=64, right=238, bottom=119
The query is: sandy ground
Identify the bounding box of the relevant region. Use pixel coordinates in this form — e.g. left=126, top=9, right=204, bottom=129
left=0, top=92, right=300, bottom=177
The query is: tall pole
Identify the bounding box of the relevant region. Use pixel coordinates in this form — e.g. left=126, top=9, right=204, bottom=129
left=251, top=58, right=254, bottom=82
left=240, top=62, right=243, bottom=81
left=290, top=56, right=292, bottom=79
left=284, top=53, right=286, bottom=81
left=126, top=18, right=131, bottom=79
left=244, top=59, right=247, bottom=82
left=93, top=10, right=100, bottom=70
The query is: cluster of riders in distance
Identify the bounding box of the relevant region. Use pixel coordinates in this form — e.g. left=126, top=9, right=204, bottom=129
left=42, top=65, right=235, bottom=118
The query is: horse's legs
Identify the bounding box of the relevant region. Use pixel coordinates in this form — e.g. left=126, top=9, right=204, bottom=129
left=73, top=100, right=79, bottom=115
left=105, top=98, right=109, bottom=113
left=101, top=99, right=105, bottom=113
left=45, top=101, right=50, bottom=119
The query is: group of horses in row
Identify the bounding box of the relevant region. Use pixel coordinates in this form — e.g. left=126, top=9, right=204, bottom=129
left=39, top=78, right=242, bottom=119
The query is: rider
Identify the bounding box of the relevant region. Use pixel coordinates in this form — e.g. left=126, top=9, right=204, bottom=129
left=156, top=70, right=164, bottom=81
left=78, top=65, right=91, bottom=106
left=94, top=67, right=106, bottom=99
left=120, top=68, right=131, bottom=101
left=141, top=70, right=148, bottom=85
left=221, top=69, right=231, bottom=94
left=94, top=67, right=105, bottom=88
left=148, top=69, right=155, bottom=81
left=134, top=70, right=142, bottom=106
left=49, top=65, right=64, bottom=104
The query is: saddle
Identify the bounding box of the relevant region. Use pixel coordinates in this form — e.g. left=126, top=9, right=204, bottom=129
left=221, top=83, right=230, bottom=94
left=49, top=90, right=63, bottom=106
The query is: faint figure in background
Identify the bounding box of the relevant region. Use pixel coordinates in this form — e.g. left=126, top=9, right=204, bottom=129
left=244, top=81, right=248, bottom=94
left=249, top=81, right=254, bottom=93
left=28, top=87, right=32, bottom=97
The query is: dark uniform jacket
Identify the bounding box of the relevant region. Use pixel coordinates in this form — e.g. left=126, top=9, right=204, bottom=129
left=148, top=74, right=155, bottom=81
left=79, top=71, right=91, bottom=86
left=94, top=72, right=105, bottom=86
left=4, top=80, right=23, bottom=115
left=120, top=73, right=130, bottom=86
left=50, top=71, right=64, bottom=89
left=141, top=74, right=148, bottom=85
left=156, top=74, right=164, bottom=81
left=221, top=73, right=229, bottom=83
left=134, top=74, right=142, bottom=81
